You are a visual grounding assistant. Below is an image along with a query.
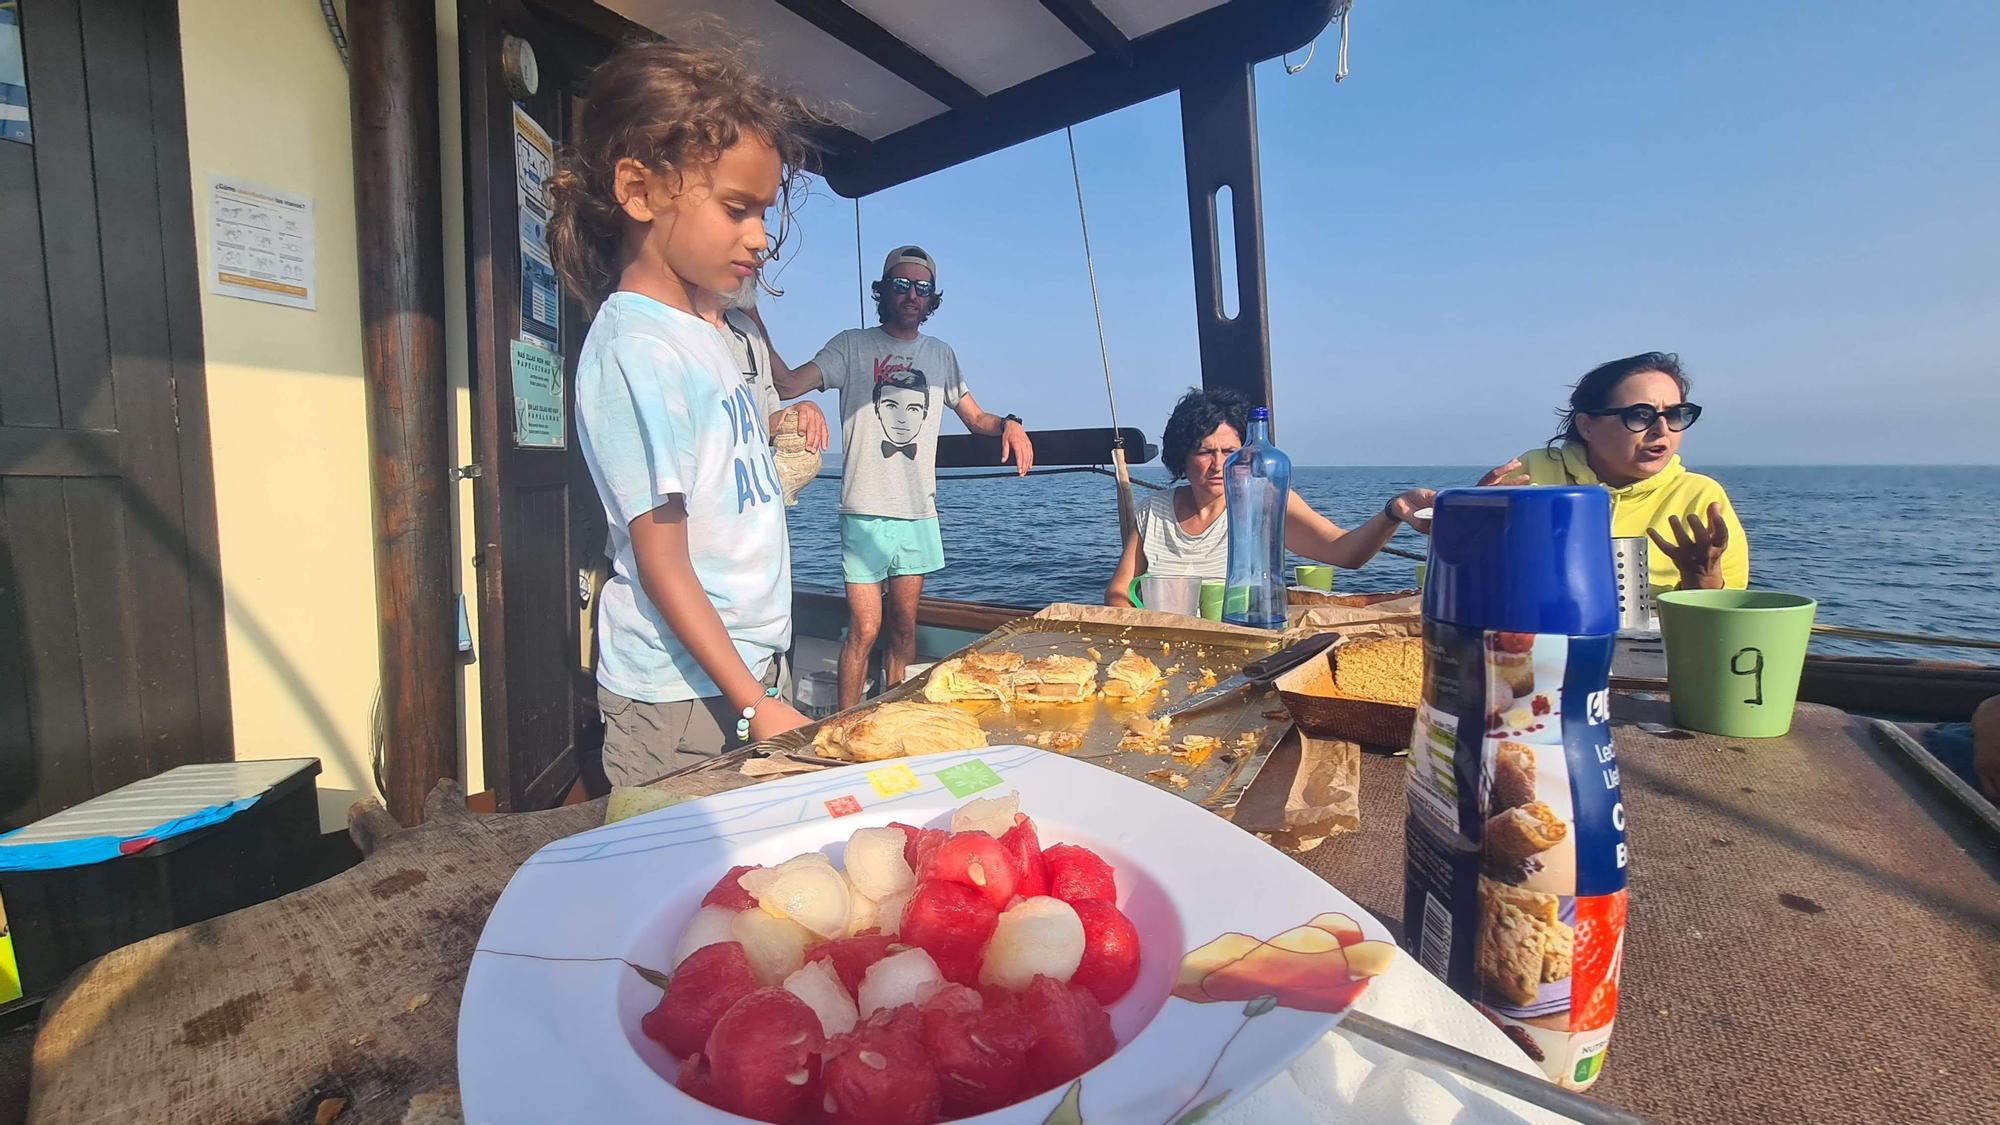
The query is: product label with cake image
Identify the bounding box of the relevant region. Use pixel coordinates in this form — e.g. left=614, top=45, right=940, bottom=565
left=1403, top=622, right=1627, bottom=1089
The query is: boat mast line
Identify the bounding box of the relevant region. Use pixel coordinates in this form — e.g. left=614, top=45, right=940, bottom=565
left=1064, top=124, right=1139, bottom=546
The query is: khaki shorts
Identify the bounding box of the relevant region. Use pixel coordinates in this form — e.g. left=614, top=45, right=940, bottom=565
left=597, top=656, right=790, bottom=786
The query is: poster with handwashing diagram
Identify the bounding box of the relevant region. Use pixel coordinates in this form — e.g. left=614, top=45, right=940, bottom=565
left=513, top=104, right=559, bottom=350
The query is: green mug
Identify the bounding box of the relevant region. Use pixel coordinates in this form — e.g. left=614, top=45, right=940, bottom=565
left=1656, top=590, right=1817, bottom=738
left=1295, top=564, right=1335, bottom=591
left=1199, top=580, right=1225, bottom=622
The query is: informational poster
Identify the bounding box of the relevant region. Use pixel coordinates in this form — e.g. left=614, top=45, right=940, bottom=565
left=208, top=176, right=315, bottom=309
left=513, top=104, right=560, bottom=350
left=510, top=339, right=565, bottom=449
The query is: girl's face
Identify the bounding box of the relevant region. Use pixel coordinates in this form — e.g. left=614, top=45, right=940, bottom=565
left=1184, top=423, right=1242, bottom=500
left=616, top=134, right=781, bottom=312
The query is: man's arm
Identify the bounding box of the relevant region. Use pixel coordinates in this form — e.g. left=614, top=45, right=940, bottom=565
left=747, top=306, right=825, bottom=400
left=952, top=390, right=1035, bottom=475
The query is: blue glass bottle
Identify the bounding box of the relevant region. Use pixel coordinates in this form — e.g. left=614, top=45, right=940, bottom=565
left=1222, top=406, right=1291, bottom=629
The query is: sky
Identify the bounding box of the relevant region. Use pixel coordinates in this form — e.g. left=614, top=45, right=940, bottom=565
left=750, top=0, right=2000, bottom=466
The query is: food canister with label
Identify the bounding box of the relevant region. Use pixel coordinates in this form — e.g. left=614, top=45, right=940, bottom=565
left=1402, top=485, right=1628, bottom=1090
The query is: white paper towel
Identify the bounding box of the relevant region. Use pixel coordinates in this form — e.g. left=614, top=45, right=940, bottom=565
left=1212, top=950, right=1572, bottom=1124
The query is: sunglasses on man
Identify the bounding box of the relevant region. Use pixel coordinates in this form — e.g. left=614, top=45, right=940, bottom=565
left=1583, top=402, right=1703, bottom=433
left=885, top=277, right=935, bottom=297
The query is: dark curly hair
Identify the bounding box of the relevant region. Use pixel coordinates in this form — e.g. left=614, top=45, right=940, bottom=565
left=1551, top=352, right=1691, bottom=446
left=871, top=281, right=943, bottom=326
left=1160, top=388, right=1251, bottom=481
left=546, top=39, right=824, bottom=303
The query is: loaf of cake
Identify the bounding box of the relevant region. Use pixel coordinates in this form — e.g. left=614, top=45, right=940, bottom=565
left=1330, top=636, right=1424, bottom=707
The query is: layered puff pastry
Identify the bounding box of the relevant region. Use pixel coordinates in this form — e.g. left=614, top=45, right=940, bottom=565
left=1098, top=648, right=1165, bottom=699
left=922, top=651, right=1025, bottom=703
left=812, top=702, right=990, bottom=762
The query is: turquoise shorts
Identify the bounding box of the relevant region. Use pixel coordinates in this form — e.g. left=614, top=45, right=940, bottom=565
left=841, top=514, right=945, bottom=584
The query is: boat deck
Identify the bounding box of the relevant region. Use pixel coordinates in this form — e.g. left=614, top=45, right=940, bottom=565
left=16, top=697, right=1998, bottom=1123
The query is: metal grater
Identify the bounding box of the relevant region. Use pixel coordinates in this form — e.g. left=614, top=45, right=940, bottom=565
left=1612, top=536, right=1655, bottom=629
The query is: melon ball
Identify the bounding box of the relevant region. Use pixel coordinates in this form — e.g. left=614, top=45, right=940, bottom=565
left=874, top=887, right=914, bottom=937
left=730, top=905, right=814, bottom=987
left=782, top=958, right=859, bottom=1038
left=856, top=947, right=944, bottom=1017
left=951, top=791, right=1020, bottom=837
left=979, top=896, right=1085, bottom=992
left=843, top=827, right=916, bottom=901
left=671, top=904, right=741, bottom=970
left=845, top=880, right=881, bottom=937
left=738, top=852, right=851, bottom=940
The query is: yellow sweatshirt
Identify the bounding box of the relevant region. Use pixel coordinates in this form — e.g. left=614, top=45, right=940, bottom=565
left=1516, top=442, right=1749, bottom=594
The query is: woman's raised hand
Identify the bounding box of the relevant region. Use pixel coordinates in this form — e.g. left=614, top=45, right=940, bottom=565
left=1649, top=501, right=1730, bottom=590
left=1478, top=458, right=1530, bottom=487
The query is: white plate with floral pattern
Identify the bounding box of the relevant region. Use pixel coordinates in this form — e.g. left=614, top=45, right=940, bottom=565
left=458, top=747, right=1397, bottom=1123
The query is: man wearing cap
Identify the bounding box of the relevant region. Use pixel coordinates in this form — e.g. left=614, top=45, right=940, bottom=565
left=765, top=245, right=1035, bottom=708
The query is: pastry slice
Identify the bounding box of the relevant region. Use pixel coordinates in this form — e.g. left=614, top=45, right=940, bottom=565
left=1477, top=898, right=1549, bottom=1006
left=923, top=651, right=1024, bottom=703
left=1099, top=648, right=1165, bottom=699
left=1490, top=741, right=1538, bottom=813
left=1479, top=875, right=1559, bottom=926
left=1332, top=637, right=1425, bottom=707
left=1006, top=654, right=1099, bottom=704
left=1482, top=801, right=1568, bottom=869
left=823, top=702, right=989, bottom=762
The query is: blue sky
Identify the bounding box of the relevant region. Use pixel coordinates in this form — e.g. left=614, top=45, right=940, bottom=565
left=753, top=0, right=1999, bottom=466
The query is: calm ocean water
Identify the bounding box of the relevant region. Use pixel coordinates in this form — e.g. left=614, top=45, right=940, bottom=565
left=785, top=465, right=2000, bottom=665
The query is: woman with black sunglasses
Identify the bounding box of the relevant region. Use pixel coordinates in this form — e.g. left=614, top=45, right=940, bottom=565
left=1480, top=352, right=1748, bottom=594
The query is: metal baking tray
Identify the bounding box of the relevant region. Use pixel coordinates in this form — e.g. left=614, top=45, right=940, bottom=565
left=749, top=616, right=1293, bottom=811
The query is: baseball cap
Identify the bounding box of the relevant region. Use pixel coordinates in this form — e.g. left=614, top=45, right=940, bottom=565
left=880, top=245, right=938, bottom=285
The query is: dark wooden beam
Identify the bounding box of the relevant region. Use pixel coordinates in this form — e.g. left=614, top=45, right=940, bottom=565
left=1181, top=60, right=1274, bottom=415
left=768, top=0, right=983, bottom=110
left=1037, top=0, right=1132, bottom=63
left=822, top=0, right=1335, bottom=197
left=348, top=0, right=458, bottom=826
left=936, top=426, right=1154, bottom=470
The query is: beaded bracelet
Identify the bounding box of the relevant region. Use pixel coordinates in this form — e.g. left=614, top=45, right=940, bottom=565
left=735, top=684, right=782, bottom=741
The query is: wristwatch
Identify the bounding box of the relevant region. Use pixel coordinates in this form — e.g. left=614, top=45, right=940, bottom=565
left=1003, top=413, right=1023, bottom=429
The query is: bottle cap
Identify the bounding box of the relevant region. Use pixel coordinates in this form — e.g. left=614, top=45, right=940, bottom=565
left=1422, top=486, right=1619, bottom=635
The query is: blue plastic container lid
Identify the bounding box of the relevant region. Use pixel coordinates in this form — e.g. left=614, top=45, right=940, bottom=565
left=1422, top=485, right=1620, bottom=636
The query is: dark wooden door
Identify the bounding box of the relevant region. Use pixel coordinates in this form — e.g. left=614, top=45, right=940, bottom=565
left=461, top=1, right=613, bottom=810
left=0, top=0, right=230, bottom=830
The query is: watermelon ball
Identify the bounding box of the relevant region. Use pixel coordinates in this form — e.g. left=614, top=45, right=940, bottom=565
left=999, top=816, right=1051, bottom=900
left=889, top=822, right=949, bottom=874
left=1069, top=899, right=1142, bottom=1005
left=818, top=1021, right=942, bottom=1125
left=674, top=1051, right=721, bottom=1110
left=701, top=864, right=762, bottom=912
left=921, top=831, right=1018, bottom=911
left=901, top=880, right=1000, bottom=987
left=641, top=940, right=757, bottom=1058
left=1042, top=844, right=1117, bottom=905
left=805, top=932, right=899, bottom=998
left=921, top=1000, right=1037, bottom=1116
left=701, top=988, right=824, bottom=1123
left=1019, top=974, right=1117, bottom=1093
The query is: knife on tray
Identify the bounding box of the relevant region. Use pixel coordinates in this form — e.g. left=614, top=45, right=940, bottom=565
left=1157, top=631, right=1341, bottom=721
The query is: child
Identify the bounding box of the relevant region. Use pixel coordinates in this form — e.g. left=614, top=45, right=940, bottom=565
left=547, top=41, right=816, bottom=784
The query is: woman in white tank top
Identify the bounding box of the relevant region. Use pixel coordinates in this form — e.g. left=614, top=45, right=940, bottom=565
left=1104, top=390, right=1435, bottom=605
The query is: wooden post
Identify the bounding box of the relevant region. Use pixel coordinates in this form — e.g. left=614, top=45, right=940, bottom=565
left=347, top=0, right=457, bottom=825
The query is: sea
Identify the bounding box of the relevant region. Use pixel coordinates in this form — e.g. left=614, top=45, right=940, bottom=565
left=784, top=465, right=1999, bottom=665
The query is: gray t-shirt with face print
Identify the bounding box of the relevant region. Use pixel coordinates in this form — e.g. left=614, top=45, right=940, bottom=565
left=811, top=327, right=969, bottom=519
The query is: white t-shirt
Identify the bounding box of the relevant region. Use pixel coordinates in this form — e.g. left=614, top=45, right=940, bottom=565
left=810, top=327, right=969, bottom=519
left=574, top=292, right=792, bottom=703
left=1136, top=487, right=1230, bottom=580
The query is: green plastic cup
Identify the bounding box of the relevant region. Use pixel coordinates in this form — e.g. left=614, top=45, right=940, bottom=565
left=1200, top=581, right=1225, bottom=622
left=1295, top=564, right=1335, bottom=591
left=1656, top=590, right=1817, bottom=738
left=1415, top=561, right=1428, bottom=590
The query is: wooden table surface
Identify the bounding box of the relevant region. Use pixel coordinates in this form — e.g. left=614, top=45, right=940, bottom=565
left=24, top=697, right=1999, bottom=1124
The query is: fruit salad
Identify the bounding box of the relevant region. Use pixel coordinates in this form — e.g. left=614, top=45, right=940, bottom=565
left=641, top=792, right=1143, bottom=1123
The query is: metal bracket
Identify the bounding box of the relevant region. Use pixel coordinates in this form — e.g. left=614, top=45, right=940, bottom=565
left=450, top=464, right=483, bottom=481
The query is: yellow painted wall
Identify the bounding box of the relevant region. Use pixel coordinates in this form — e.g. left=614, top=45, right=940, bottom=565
left=178, top=0, right=483, bottom=830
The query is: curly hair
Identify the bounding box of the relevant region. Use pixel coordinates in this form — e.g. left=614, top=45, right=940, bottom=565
left=545, top=39, right=823, bottom=303
left=1551, top=352, right=1690, bottom=446
left=1160, top=388, right=1251, bottom=481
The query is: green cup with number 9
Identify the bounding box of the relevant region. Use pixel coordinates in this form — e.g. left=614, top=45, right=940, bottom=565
left=1656, top=590, right=1817, bottom=738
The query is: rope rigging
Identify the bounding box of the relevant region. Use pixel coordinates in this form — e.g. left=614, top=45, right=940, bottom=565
left=1063, top=125, right=1140, bottom=546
